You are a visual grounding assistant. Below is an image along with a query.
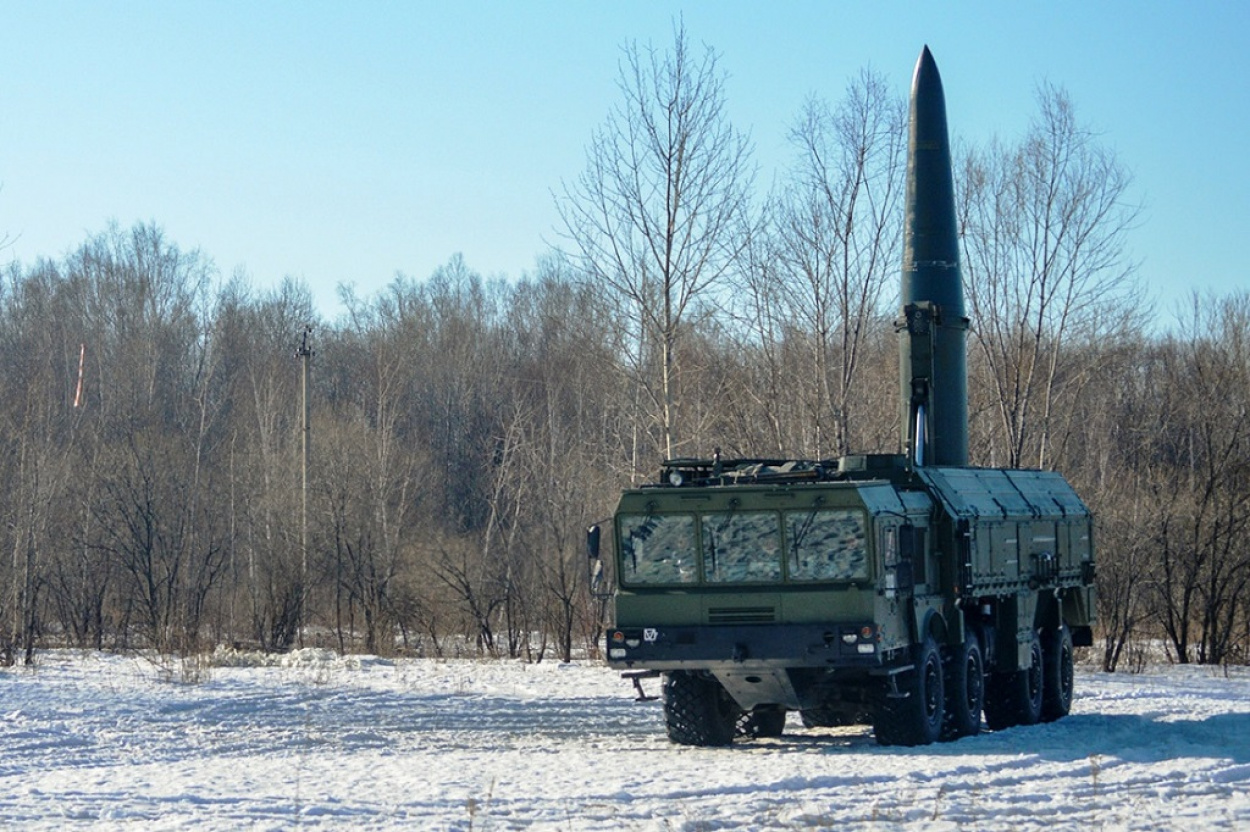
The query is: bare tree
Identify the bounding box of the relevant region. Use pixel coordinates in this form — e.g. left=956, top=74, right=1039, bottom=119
left=558, top=22, right=755, bottom=462
left=93, top=432, right=228, bottom=653
left=0, top=263, right=79, bottom=662
left=958, top=85, right=1141, bottom=468
left=765, top=71, right=906, bottom=458
left=1144, top=293, right=1250, bottom=665
left=504, top=263, right=630, bottom=659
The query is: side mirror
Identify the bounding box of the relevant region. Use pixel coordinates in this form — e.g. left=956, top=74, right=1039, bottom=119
left=587, top=524, right=601, bottom=560
left=587, top=525, right=607, bottom=597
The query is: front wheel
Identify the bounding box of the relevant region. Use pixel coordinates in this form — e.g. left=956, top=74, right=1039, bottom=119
left=874, top=635, right=945, bottom=747
left=663, top=671, right=740, bottom=747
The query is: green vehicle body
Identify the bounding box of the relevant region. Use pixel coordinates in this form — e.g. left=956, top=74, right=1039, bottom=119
left=597, top=455, right=1095, bottom=745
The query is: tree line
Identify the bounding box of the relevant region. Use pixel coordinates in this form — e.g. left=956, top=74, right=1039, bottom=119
left=2, top=28, right=1246, bottom=669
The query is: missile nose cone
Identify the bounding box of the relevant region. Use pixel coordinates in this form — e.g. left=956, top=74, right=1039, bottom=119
left=909, top=46, right=948, bottom=154
left=914, top=45, right=939, bottom=89
left=902, top=46, right=961, bottom=314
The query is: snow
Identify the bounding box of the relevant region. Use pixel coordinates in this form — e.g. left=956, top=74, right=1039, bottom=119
left=2, top=650, right=1249, bottom=830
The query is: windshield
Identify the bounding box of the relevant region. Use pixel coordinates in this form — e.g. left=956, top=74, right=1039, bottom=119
left=617, top=506, right=869, bottom=585
left=786, top=509, right=869, bottom=580
left=618, top=514, right=697, bottom=584
left=701, top=511, right=782, bottom=583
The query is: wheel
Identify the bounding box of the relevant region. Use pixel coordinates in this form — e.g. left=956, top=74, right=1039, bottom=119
left=874, top=635, right=945, bottom=747
left=983, top=629, right=1044, bottom=730
left=663, top=671, right=740, bottom=747
left=741, top=705, right=786, bottom=738
left=1041, top=623, right=1074, bottom=722
left=941, top=629, right=984, bottom=741
left=1020, top=629, right=1045, bottom=726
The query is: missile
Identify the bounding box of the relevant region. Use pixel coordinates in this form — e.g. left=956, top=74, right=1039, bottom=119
left=899, top=46, right=968, bottom=468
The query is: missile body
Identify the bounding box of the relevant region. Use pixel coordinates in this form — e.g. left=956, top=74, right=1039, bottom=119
left=899, top=46, right=968, bottom=467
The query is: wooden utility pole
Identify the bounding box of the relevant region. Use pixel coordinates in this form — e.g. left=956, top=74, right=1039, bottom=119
left=295, top=325, right=314, bottom=647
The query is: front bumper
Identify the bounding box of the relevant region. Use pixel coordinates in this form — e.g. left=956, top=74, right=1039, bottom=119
left=605, top=622, right=888, bottom=672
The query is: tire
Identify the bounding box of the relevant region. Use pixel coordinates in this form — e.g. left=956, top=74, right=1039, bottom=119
left=741, top=705, right=786, bottom=738
left=941, top=629, right=984, bottom=741
left=1041, top=623, right=1074, bottom=722
left=983, top=629, right=1044, bottom=731
left=874, top=635, right=945, bottom=747
left=663, top=671, right=739, bottom=747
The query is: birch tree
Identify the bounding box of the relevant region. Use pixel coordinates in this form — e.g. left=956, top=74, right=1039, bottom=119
left=959, top=85, right=1140, bottom=468
left=558, top=22, right=755, bottom=462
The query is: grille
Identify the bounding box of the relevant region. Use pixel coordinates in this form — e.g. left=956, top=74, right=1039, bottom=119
left=707, top=606, right=776, bottom=624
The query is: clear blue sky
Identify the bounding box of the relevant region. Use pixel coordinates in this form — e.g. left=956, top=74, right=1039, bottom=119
left=2, top=2, right=1246, bottom=324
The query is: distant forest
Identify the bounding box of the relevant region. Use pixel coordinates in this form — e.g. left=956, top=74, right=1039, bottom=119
left=2, top=30, right=1246, bottom=670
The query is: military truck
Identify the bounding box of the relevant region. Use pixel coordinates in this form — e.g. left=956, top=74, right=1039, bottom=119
left=586, top=48, right=1096, bottom=747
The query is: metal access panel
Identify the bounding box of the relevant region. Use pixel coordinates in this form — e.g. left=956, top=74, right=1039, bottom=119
left=917, top=467, right=1092, bottom=525
left=918, top=466, right=1093, bottom=594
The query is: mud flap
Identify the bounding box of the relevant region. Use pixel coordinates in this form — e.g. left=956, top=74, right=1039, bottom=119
left=871, top=664, right=917, bottom=699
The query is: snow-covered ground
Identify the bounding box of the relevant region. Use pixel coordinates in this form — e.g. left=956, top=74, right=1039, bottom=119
left=2, top=650, right=1248, bottom=830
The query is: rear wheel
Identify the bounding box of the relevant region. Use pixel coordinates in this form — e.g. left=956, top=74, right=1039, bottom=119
left=1041, top=624, right=1074, bottom=722
left=874, top=635, right=944, bottom=747
left=663, top=671, right=740, bottom=747
left=941, top=629, right=984, bottom=741
left=984, top=629, right=1044, bottom=730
